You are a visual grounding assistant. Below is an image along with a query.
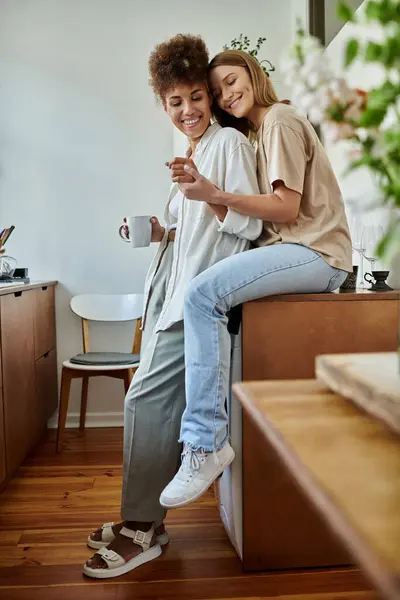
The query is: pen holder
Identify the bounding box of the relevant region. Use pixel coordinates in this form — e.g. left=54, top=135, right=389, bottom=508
left=0, top=254, right=17, bottom=279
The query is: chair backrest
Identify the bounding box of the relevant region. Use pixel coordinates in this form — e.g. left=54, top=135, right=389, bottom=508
left=71, top=294, right=143, bottom=322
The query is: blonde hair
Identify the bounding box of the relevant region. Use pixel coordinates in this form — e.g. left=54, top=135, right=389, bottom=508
left=208, top=49, right=281, bottom=138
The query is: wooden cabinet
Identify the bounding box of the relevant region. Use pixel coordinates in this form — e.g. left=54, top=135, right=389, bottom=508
left=0, top=282, right=57, bottom=490
left=1, top=290, right=37, bottom=475
left=36, top=348, right=58, bottom=425
left=241, top=290, right=400, bottom=572
left=0, top=389, right=6, bottom=488
left=34, top=286, right=56, bottom=361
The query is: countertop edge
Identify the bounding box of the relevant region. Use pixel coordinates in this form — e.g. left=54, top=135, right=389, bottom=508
left=0, top=281, right=58, bottom=296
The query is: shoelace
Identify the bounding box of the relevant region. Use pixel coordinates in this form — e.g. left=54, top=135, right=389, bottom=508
left=181, top=445, right=207, bottom=482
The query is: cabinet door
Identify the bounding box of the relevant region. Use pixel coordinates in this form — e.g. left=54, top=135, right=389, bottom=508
left=0, top=388, right=6, bottom=488
left=34, top=286, right=56, bottom=360
left=241, top=297, right=399, bottom=571
left=36, top=349, right=58, bottom=423
left=1, top=290, right=38, bottom=476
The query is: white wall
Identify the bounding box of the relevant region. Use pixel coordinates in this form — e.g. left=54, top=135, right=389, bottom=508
left=290, top=0, right=308, bottom=37
left=0, top=0, right=294, bottom=426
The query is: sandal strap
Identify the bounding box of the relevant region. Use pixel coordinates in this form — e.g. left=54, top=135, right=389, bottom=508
left=120, top=526, right=154, bottom=551
left=100, top=522, right=115, bottom=543
left=96, top=546, right=125, bottom=569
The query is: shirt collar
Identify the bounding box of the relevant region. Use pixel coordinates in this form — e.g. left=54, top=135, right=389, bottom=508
left=194, top=121, right=221, bottom=158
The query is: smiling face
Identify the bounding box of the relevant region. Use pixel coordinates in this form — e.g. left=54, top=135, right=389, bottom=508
left=209, top=65, right=255, bottom=119
left=164, top=83, right=211, bottom=142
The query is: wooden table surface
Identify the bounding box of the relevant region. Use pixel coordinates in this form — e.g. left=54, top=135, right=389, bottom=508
left=233, top=379, right=400, bottom=600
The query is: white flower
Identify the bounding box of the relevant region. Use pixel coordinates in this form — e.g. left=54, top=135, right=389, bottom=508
left=317, top=84, right=334, bottom=110
left=369, top=130, right=385, bottom=158
left=301, top=36, right=323, bottom=54
left=308, top=104, right=325, bottom=124
left=381, top=96, right=400, bottom=132
left=302, top=52, right=324, bottom=72
left=307, top=69, right=324, bottom=89
left=324, top=121, right=355, bottom=142
left=280, top=54, right=299, bottom=73
left=291, top=81, right=308, bottom=101
left=357, top=128, right=371, bottom=142
left=301, top=91, right=317, bottom=110
left=348, top=147, right=363, bottom=161
left=388, top=67, right=400, bottom=85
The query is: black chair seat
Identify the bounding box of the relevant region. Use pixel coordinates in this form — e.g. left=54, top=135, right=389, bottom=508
left=70, top=352, right=140, bottom=366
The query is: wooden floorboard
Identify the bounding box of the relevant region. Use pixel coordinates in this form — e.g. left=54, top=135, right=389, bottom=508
left=0, top=428, right=375, bottom=599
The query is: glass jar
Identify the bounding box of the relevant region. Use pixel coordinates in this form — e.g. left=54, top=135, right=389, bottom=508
left=0, top=255, right=17, bottom=279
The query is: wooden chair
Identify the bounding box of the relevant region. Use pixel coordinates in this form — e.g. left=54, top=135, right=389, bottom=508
left=56, top=293, right=143, bottom=452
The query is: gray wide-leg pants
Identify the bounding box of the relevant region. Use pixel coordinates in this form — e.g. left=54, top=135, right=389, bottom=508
left=121, top=241, right=186, bottom=524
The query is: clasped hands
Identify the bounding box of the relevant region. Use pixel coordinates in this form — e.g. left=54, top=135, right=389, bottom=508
left=165, top=157, right=221, bottom=204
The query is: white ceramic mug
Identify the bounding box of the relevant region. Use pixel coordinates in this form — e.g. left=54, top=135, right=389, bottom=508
left=118, top=216, right=152, bottom=248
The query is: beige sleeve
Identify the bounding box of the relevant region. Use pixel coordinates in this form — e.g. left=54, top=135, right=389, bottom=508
left=263, top=124, right=307, bottom=194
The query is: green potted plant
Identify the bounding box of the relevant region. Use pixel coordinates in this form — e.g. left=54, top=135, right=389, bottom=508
left=280, top=0, right=400, bottom=262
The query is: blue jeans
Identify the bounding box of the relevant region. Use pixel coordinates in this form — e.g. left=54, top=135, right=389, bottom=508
left=180, top=243, right=347, bottom=451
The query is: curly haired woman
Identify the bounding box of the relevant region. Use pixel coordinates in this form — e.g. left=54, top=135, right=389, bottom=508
left=83, top=35, right=262, bottom=579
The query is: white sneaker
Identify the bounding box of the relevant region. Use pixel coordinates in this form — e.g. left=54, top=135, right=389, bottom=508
left=160, top=441, right=235, bottom=508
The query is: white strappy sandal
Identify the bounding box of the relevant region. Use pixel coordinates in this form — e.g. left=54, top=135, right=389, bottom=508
left=83, top=526, right=162, bottom=579
left=87, top=521, right=169, bottom=549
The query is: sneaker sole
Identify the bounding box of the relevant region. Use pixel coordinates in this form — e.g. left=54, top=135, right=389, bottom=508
left=87, top=531, right=169, bottom=550
left=160, top=447, right=235, bottom=509
left=83, top=544, right=162, bottom=579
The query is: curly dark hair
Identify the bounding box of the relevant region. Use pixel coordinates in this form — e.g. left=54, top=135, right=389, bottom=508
left=149, top=34, right=209, bottom=103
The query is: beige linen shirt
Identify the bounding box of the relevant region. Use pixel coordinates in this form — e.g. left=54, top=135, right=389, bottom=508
left=256, top=103, right=352, bottom=273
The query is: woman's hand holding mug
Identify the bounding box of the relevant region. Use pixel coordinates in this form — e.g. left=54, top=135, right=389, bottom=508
left=118, top=216, right=165, bottom=247
left=149, top=216, right=165, bottom=242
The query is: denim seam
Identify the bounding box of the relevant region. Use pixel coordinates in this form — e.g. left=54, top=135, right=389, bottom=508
left=183, top=289, right=229, bottom=451
left=198, top=253, right=322, bottom=306
left=213, top=307, right=225, bottom=450
left=322, top=269, right=342, bottom=293
left=184, top=439, right=227, bottom=452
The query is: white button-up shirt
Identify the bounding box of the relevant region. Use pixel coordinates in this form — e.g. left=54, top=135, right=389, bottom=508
left=143, top=122, right=262, bottom=332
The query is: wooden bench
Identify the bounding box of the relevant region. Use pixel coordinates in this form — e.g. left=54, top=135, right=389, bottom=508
left=233, top=379, right=400, bottom=600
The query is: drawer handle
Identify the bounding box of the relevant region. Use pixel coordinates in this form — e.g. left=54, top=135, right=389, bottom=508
left=41, top=286, right=48, bottom=291
left=43, top=351, right=49, bottom=359
left=14, top=291, right=22, bottom=297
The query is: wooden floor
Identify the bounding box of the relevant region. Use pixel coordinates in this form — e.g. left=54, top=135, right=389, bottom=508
left=0, top=428, right=375, bottom=599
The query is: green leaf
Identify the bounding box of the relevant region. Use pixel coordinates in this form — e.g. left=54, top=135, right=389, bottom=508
left=337, top=0, right=354, bottom=22
left=376, top=220, right=400, bottom=262
left=365, top=41, right=383, bottom=62
left=345, top=39, right=359, bottom=66
left=384, top=129, right=400, bottom=156
left=383, top=36, right=400, bottom=68
left=359, top=106, right=386, bottom=127
left=296, top=19, right=305, bottom=37
left=365, top=1, right=381, bottom=21
left=347, top=154, right=385, bottom=174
